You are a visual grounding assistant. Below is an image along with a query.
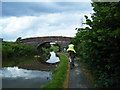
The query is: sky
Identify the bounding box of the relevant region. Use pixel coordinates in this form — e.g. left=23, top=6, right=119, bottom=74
left=0, top=0, right=93, bottom=41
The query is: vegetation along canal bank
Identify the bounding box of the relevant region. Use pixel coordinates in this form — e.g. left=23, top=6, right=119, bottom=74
left=2, top=2, right=120, bottom=88
left=2, top=41, right=38, bottom=67
left=42, top=53, right=69, bottom=88
left=72, top=2, right=120, bottom=88
left=2, top=40, right=69, bottom=88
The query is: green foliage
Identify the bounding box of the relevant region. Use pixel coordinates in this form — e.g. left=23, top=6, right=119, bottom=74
left=42, top=47, right=51, bottom=54
left=50, top=45, right=59, bottom=52
left=2, top=41, right=38, bottom=60
left=42, top=53, right=68, bottom=88
left=72, top=2, right=120, bottom=88
left=37, top=43, right=51, bottom=55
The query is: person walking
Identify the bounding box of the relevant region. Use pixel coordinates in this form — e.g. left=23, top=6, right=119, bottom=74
left=67, top=43, right=76, bottom=69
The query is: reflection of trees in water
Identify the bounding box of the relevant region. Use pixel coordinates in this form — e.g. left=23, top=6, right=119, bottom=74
left=37, top=42, right=51, bottom=63
left=37, top=53, right=51, bottom=64
left=50, top=43, right=60, bottom=52
left=37, top=42, right=51, bottom=55
left=37, top=42, right=61, bottom=64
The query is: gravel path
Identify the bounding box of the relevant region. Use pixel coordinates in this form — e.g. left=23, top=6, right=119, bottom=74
left=60, top=52, right=91, bottom=88
left=68, top=59, right=91, bottom=88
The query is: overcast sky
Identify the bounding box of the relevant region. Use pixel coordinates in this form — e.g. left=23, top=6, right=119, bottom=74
left=0, top=0, right=93, bottom=41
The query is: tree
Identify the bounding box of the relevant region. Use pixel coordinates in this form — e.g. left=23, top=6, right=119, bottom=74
left=72, top=2, right=120, bottom=88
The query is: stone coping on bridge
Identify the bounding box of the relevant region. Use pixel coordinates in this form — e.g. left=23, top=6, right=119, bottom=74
left=20, top=36, right=73, bottom=42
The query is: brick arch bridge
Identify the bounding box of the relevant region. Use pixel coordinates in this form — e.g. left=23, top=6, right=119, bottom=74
left=19, top=36, right=73, bottom=52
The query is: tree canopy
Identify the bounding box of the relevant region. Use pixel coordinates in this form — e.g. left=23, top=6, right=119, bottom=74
left=72, top=2, right=120, bottom=88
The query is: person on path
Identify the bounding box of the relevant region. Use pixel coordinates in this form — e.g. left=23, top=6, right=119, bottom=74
left=67, top=43, right=76, bottom=69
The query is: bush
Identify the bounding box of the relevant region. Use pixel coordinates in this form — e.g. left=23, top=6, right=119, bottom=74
left=72, top=2, right=120, bottom=88
left=2, top=41, right=38, bottom=60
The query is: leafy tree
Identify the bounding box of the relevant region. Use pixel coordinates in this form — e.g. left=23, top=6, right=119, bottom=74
left=2, top=42, right=38, bottom=60
left=72, top=2, right=120, bottom=88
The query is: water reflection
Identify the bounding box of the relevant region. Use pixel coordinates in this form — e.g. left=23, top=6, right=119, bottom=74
left=1, top=67, right=52, bottom=88
left=1, top=51, right=60, bottom=88
left=46, top=52, right=60, bottom=63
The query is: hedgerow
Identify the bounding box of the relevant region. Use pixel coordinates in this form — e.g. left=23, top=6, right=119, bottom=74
left=2, top=41, right=38, bottom=60
left=72, top=2, right=120, bottom=88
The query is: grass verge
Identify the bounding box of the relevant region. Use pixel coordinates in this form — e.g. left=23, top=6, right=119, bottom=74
left=42, top=53, right=69, bottom=88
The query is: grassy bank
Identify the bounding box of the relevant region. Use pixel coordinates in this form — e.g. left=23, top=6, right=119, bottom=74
left=42, top=53, right=69, bottom=88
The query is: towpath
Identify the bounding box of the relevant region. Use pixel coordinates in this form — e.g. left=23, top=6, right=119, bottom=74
left=68, top=59, right=91, bottom=88
left=61, top=53, right=91, bottom=88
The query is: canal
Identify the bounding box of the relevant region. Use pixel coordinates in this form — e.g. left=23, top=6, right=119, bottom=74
left=1, top=51, right=60, bottom=88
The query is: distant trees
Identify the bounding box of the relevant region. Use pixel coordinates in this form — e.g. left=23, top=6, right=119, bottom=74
left=72, top=2, right=120, bottom=88
left=2, top=42, right=38, bottom=60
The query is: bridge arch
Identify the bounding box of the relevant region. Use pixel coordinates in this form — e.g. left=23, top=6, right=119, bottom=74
left=37, top=41, right=62, bottom=52
left=20, top=36, right=72, bottom=52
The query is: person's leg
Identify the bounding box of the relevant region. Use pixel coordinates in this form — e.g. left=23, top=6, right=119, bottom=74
left=68, top=51, right=71, bottom=62
left=71, top=61, right=74, bottom=68
left=68, top=51, right=73, bottom=69
left=70, top=51, right=75, bottom=69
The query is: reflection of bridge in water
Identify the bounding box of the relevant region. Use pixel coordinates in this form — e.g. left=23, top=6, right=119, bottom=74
left=18, top=52, right=60, bottom=71
left=20, top=36, right=73, bottom=52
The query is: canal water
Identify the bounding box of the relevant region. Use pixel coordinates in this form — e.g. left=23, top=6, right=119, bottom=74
left=1, top=51, right=59, bottom=88
left=1, top=67, right=52, bottom=88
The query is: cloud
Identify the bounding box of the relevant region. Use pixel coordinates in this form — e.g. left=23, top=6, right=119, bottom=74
left=2, top=0, right=92, bottom=2
left=1, top=2, right=93, bottom=41
left=1, top=12, right=92, bottom=41
left=2, top=2, right=92, bottom=17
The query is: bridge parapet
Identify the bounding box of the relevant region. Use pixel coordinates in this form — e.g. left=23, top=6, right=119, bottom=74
left=20, top=36, right=72, bottom=52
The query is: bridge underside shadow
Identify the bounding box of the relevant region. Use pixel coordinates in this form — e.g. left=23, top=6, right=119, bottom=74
left=20, top=36, right=72, bottom=52
left=37, top=41, right=63, bottom=53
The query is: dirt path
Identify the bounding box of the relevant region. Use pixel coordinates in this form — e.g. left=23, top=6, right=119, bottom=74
left=68, top=59, right=91, bottom=88
left=60, top=53, right=91, bottom=88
